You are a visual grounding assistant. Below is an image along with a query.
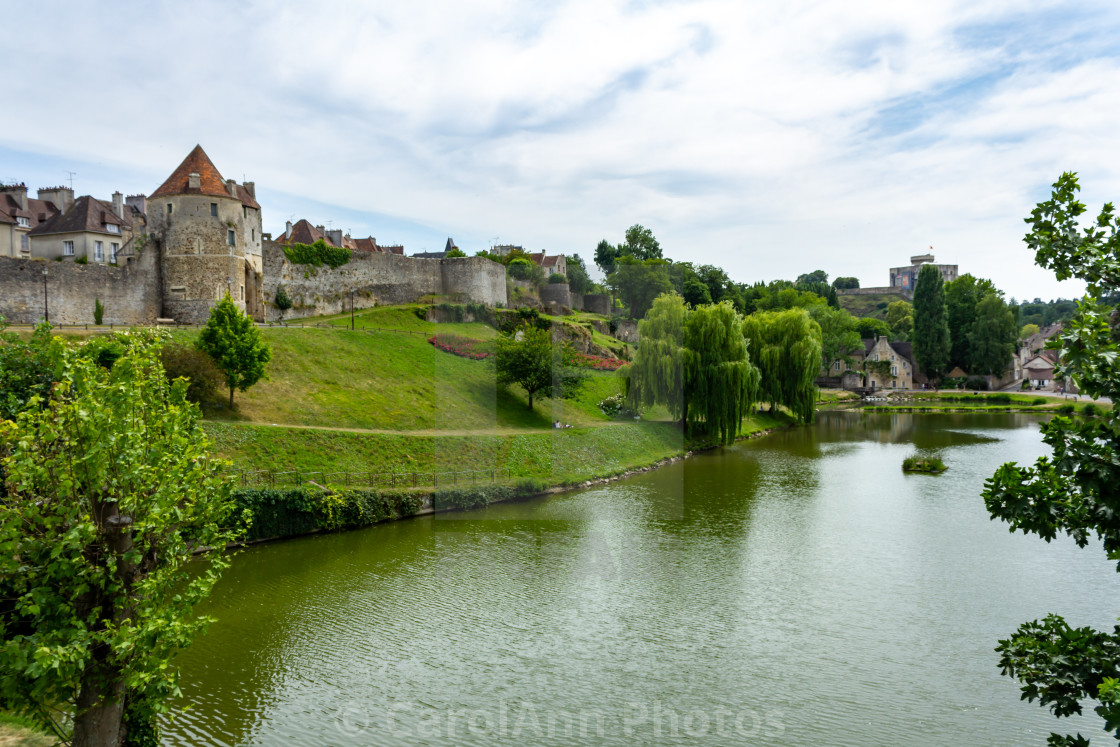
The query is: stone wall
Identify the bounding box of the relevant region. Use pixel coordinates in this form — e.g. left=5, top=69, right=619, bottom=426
left=582, top=293, right=611, bottom=315
left=262, top=243, right=506, bottom=321
left=539, top=283, right=571, bottom=310
left=838, top=286, right=912, bottom=299
left=0, top=244, right=161, bottom=325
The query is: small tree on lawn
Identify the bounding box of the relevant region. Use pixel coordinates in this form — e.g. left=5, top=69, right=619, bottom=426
left=0, top=330, right=243, bottom=746
left=197, top=293, right=271, bottom=408
left=495, top=323, right=585, bottom=410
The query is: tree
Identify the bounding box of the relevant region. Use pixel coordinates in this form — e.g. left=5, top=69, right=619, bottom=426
left=564, top=254, right=595, bottom=294
left=681, top=302, right=760, bottom=444
left=608, top=257, right=673, bottom=320
left=832, top=276, right=860, bottom=290
left=855, top=317, right=892, bottom=340
left=945, top=274, right=999, bottom=371
left=968, top=294, right=1016, bottom=378
left=594, top=239, right=618, bottom=276
left=197, top=294, right=271, bottom=408
left=0, top=331, right=242, bottom=746
left=495, top=323, right=585, bottom=410
left=742, top=308, right=822, bottom=424
left=808, top=305, right=862, bottom=371
left=626, top=293, right=690, bottom=422
left=912, top=264, right=951, bottom=382
left=1020, top=323, right=1041, bottom=339
left=885, top=300, right=914, bottom=341
left=622, top=224, right=662, bottom=260
left=0, top=319, right=58, bottom=422
left=796, top=270, right=828, bottom=286
left=983, top=172, right=1120, bottom=746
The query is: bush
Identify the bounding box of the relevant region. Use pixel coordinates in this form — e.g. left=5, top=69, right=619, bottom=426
left=229, top=487, right=425, bottom=541
left=508, top=257, right=533, bottom=280
left=965, top=376, right=989, bottom=390
left=282, top=238, right=351, bottom=268
left=1082, top=403, right=1101, bottom=417
left=1031, top=397, right=1048, bottom=405
left=428, top=333, right=492, bottom=360
left=275, top=285, right=292, bottom=311
left=548, top=273, right=568, bottom=284
left=160, top=341, right=224, bottom=405
left=902, top=455, right=947, bottom=473
left=1057, top=404, right=1076, bottom=415
left=986, top=393, right=1012, bottom=404
left=94, top=298, right=104, bottom=325
left=598, top=392, right=636, bottom=417
left=1021, top=378, right=1032, bottom=390
left=79, top=335, right=125, bottom=369
left=74, top=255, right=88, bottom=265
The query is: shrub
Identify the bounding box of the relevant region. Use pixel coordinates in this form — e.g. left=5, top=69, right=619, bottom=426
left=1082, top=402, right=1101, bottom=417
left=965, top=376, right=989, bottom=390
left=1031, top=397, right=1048, bottom=405
left=508, top=257, right=533, bottom=280
left=1057, top=403, right=1076, bottom=415
left=902, top=455, right=947, bottom=473
left=282, top=238, right=351, bottom=268
left=74, top=255, right=88, bottom=265
left=598, top=392, right=636, bottom=417
left=275, top=285, right=292, bottom=311
left=572, top=352, right=627, bottom=371
left=986, top=393, right=1012, bottom=404
left=160, top=341, right=223, bottom=405
left=79, top=335, right=125, bottom=369
left=93, top=298, right=104, bottom=325
left=229, top=487, right=424, bottom=541
left=1021, top=378, right=1032, bottom=390
left=548, top=273, right=568, bottom=284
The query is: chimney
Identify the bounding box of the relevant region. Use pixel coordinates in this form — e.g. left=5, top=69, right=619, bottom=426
left=226, top=179, right=238, bottom=198
left=284, top=220, right=293, bottom=240
left=2, top=184, right=28, bottom=210
left=243, top=181, right=255, bottom=199
left=327, top=229, right=343, bottom=247
left=126, top=194, right=147, bottom=216
left=188, top=172, right=201, bottom=189
left=37, top=186, right=74, bottom=213
left=112, top=191, right=124, bottom=218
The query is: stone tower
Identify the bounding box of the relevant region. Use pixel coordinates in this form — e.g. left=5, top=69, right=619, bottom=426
left=147, top=145, right=264, bottom=322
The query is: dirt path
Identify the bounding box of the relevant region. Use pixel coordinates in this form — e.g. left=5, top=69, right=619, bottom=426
left=201, top=419, right=639, bottom=437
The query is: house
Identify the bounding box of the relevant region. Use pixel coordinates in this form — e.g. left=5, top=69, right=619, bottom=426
left=1023, top=350, right=1060, bottom=390
left=351, top=236, right=403, bottom=255
left=889, top=250, right=958, bottom=290
left=527, top=251, right=566, bottom=277
left=821, top=336, right=919, bottom=390
left=29, top=193, right=143, bottom=264
left=0, top=184, right=62, bottom=258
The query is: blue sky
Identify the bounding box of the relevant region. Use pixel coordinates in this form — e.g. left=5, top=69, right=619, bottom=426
left=5, top=0, right=1120, bottom=299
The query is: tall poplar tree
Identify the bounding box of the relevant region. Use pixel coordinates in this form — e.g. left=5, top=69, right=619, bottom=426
left=912, top=264, right=951, bottom=382
left=969, top=294, right=1017, bottom=378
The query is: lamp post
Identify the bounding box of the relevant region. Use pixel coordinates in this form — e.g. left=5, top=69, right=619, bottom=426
left=42, top=268, right=48, bottom=323
left=225, top=276, right=232, bottom=300
left=351, top=289, right=355, bottom=330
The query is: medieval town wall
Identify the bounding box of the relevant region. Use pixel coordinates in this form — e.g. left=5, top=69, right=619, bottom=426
left=262, top=243, right=506, bottom=321
left=0, top=243, right=161, bottom=325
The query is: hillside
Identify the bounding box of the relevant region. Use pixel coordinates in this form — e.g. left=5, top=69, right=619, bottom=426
left=837, top=289, right=911, bottom=319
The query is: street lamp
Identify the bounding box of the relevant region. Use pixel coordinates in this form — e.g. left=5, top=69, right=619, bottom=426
left=351, top=289, right=355, bottom=330
left=225, top=276, right=232, bottom=299
left=42, top=268, right=48, bottom=324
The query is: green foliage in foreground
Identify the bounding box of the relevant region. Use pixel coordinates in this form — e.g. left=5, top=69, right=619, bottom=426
left=282, top=238, right=351, bottom=268
left=0, top=331, right=242, bottom=746
left=902, top=455, right=947, bottom=473
left=982, top=172, right=1120, bottom=746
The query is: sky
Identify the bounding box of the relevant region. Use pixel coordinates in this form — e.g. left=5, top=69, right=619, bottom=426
left=5, top=0, right=1120, bottom=301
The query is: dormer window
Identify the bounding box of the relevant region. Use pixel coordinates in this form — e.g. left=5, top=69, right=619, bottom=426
left=16, top=216, right=29, bottom=227
left=106, top=223, right=120, bottom=234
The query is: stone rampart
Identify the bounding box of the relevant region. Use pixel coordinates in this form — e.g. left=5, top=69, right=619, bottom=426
left=0, top=246, right=161, bottom=325
left=838, top=286, right=912, bottom=299
left=539, top=284, right=572, bottom=310
left=262, top=243, right=506, bottom=321
left=582, top=293, right=611, bottom=315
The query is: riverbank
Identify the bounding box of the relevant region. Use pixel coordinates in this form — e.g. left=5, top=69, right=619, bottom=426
left=0, top=712, right=56, bottom=746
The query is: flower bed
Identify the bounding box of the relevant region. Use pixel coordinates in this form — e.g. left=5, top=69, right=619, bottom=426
left=428, top=334, right=491, bottom=360
left=572, top=352, right=627, bottom=371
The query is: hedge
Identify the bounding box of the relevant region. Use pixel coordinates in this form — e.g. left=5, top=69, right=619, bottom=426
left=230, top=487, right=425, bottom=541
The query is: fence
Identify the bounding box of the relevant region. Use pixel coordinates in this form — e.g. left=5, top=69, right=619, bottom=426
left=229, top=466, right=514, bottom=489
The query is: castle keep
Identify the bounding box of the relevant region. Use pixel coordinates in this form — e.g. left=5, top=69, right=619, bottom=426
left=0, top=146, right=507, bottom=325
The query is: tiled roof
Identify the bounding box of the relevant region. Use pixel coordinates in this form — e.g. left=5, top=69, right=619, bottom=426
left=0, top=194, right=60, bottom=228
left=888, top=341, right=914, bottom=364
left=542, top=255, right=562, bottom=267
left=29, top=195, right=130, bottom=236
left=150, top=145, right=259, bottom=208
left=274, top=219, right=329, bottom=247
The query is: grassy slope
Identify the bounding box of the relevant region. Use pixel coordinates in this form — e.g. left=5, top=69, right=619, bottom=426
left=172, top=306, right=627, bottom=430
left=838, top=291, right=910, bottom=320
left=0, top=712, right=56, bottom=746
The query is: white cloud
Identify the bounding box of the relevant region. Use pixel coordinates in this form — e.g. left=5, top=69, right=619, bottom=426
left=3, top=0, right=1119, bottom=298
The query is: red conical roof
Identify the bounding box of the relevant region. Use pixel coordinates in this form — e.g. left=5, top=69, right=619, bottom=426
left=150, top=145, right=231, bottom=200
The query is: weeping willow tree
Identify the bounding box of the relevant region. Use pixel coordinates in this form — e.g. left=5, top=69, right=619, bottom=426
left=682, top=301, right=760, bottom=444
left=625, top=292, right=690, bottom=422
left=742, top=308, right=823, bottom=424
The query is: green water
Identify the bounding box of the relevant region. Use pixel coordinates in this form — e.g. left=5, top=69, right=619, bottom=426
left=163, top=412, right=1120, bottom=746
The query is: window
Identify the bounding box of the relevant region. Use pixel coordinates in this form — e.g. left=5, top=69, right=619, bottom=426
left=110, top=243, right=118, bottom=263
left=891, top=365, right=898, bottom=376
left=94, top=241, right=104, bottom=261
left=834, top=360, right=841, bottom=371
left=243, top=206, right=247, bottom=219
left=251, top=228, right=255, bottom=241
left=16, top=216, right=29, bottom=227
left=20, top=234, right=29, bottom=252
left=63, top=240, right=74, bottom=256
left=210, top=203, right=218, bottom=217
left=167, top=203, right=173, bottom=214
left=227, top=229, right=235, bottom=246
left=106, top=223, right=120, bottom=234
left=240, top=285, right=245, bottom=300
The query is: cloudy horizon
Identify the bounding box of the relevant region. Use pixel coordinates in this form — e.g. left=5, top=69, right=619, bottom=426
left=5, top=0, right=1120, bottom=301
